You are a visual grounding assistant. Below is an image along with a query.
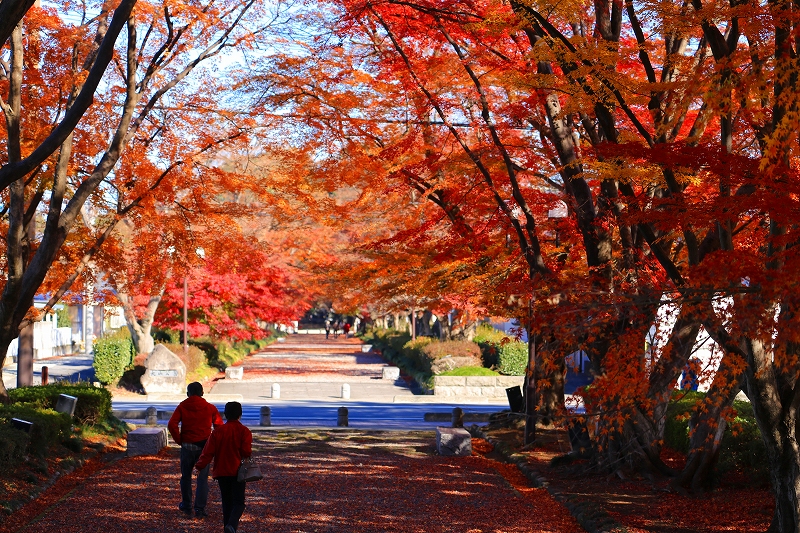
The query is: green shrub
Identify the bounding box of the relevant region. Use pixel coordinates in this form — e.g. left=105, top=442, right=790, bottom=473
left=0, top=405, right=71, bottom=457
left=497, top=341, right=528, bottom=375
left=664, top=391, right=768, bottom=481
left=474, top=324, right=511, bottom=368
left=0, top=425, right=30, bottom=467
left=93, top=333, right=135, bottom=385
left=402, top=337, right=436, bottom=371
left=9, top=383, right=112, bottom=425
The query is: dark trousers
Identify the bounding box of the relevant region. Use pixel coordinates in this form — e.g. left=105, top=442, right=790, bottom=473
left=217, top=476, right=246, bottom=530
left=180, top=441, right=210, bottom=511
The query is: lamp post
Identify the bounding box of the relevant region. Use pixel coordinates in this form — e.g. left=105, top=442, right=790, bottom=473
left=183, top=276, right=188, bottom=354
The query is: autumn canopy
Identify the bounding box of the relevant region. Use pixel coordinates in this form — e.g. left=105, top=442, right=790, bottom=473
left=3, top=0, right=800, bottom=530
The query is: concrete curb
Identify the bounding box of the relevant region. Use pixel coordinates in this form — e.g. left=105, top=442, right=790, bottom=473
left=468, top=426, right=630, bottom=533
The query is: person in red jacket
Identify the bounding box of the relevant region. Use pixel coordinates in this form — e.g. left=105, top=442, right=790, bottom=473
left=195, top=401, right=253, bottom=533
left=168, top=382, right=223, bottom=518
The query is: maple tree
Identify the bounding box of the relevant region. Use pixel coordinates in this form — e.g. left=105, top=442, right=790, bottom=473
left=0, top=0, right=269, bottom=398
left=241, top=0, right=800, bottom=529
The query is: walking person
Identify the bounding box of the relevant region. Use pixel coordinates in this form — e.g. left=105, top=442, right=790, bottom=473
left=325, top=319, right=331, bottom=340
left=195, top=401, right=253, bottom=533
left=168, top=382, right=224, bottom=519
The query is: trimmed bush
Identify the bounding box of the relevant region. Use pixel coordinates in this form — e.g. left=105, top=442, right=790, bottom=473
left=9, top=383, right=112, bottom=426
left=0, top=405, right=71, bottom=457
left=474, top=324, right=512, bottom=368
left=0, top=425, right=30, bottom=467
left=497, top=341, right=528, bottom=375
left=93, top=332, right=135, bottom=385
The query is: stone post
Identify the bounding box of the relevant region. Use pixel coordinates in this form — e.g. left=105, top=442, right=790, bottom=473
left=260, top=406, right=271, bottom=426
left=341, top=383, right=350, bottom=400
left=337, top=407, right=348, bottom=427
left=272, top=383, right=280, bottom=399
left=146, top=406, right=158, bottom=426
left=452, top=407, right=464, bottom=428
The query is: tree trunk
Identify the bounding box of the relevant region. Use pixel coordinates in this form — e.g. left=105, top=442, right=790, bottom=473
left=118, top=291, right=161, bottom=355
left=673, top=349, right=743, bottom=492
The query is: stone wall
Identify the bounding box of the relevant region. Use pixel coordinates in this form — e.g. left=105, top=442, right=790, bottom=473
left=432, top=375, right=524, bottom=398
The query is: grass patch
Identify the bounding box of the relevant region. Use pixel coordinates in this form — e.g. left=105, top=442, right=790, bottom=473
left=438, top=366, right=499, bottom=376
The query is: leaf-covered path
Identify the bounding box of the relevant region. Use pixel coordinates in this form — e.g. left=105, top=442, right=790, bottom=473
left=1, top=430, right=585, bottom=533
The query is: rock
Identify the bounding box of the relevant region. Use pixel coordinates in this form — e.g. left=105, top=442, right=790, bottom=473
left=140, top=345, right=186, bottom=395
left=382, top=366, right=400, bottom=380
left=431, top=356, right=481, bottom=375
left=436, top=427, right=472, bottom=456
left=225, top=366, right=244, bottom=380
left=127, top=427, right=167, bottom=456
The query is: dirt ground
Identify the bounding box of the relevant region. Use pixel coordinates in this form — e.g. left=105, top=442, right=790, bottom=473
left=1, top=429, right=584, bottom=533
left=480, top=420, right=773, bottom=533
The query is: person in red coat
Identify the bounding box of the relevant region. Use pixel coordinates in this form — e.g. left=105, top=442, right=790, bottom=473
left=167, top=382, right=224, bottom=518
left=195, top=401, right=253, bottom=533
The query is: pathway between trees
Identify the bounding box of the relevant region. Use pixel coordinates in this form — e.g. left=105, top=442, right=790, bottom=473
left=1, top=430, right=584, bottom=533
left=209, top=333, right=420, bottom=402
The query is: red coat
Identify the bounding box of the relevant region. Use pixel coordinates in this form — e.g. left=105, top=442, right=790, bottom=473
left=167, top=395, right=223, bottom=445
left=195, top=420, right=253, bottom=478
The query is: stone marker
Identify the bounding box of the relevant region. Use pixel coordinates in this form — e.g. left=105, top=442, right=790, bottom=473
left=146, top=406, right=158, bottom=426
left=260, top=406, right=271, bottom=426
left=451, top=407, right=464, bottom=428
left=436, top=427, right=472, bottom=456
left=55, top=394, right=78, bottom=417
left=11, top=418, right=33, bottom=433
left=337, top=407, right=348, bottom=427
left=140, top=344, right=186, bottom=395
left=127, top=427, right=167, bottom=456
left=341, top=383, right=350, bottom=399
left=272, top=383, right=281, bottom=399
left=225, top=366, right=244, bottom=380
left=382, top=366, right=400, bottom=380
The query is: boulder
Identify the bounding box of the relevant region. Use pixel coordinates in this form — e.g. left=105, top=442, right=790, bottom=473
left=140, top=345, right=186, bottom=395
left=431, top=355, right=481, bottom=375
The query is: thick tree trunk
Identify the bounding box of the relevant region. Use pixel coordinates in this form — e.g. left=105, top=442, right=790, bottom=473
left=744, top=339, right=800, bottom=533
left=118, top=291, right=161, bottom=355
left=673, top=349, right=743, bottom=492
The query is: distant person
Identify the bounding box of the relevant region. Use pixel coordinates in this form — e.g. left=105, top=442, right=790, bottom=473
left=680, top=358, right=701, bottom=391
left=333, top=320, right=340, bottom=338
left=196, top=401, right=253, bottom=533
left=325, top=320, right=331, bottom=339
left=343, top=322, right=351, bottom=337
left=168, top=382, right=224, bottom=519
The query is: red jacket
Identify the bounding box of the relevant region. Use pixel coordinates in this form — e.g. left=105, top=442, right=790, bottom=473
left=167, top=395, right=223, bottom=445
left=195, top=420, right=252, bottom=478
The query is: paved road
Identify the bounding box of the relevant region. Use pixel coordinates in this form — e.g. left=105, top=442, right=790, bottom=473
left=2, top=353, right=95, bottom=390
left=2, top=334, right=584, bottom=427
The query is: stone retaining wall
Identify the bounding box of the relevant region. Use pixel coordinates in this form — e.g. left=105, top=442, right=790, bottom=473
left=432, top=375, right=524, bottom=398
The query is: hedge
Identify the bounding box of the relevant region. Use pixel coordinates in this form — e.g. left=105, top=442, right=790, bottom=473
left=0, top=425, right=30, bottom=467
left=93, top=333, right=135, bottom=385
left=9, top=383, right=112, bottom=426
left=0, top=404, right=71, bottom=457
left=497, top=341, right=528, bottom=375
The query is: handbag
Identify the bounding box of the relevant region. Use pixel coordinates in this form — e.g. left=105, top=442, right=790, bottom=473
left=237, top=457, right=263, bottom=482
